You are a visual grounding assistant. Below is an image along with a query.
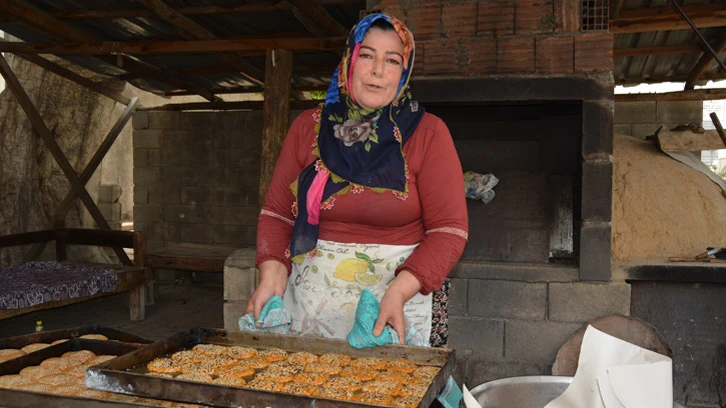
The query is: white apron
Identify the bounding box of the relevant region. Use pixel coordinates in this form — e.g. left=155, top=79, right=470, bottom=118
left=283, top=240, right=432, bottom=342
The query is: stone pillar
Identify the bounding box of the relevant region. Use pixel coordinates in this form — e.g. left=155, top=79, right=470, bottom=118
left=223, top=247, right=258, bottom=330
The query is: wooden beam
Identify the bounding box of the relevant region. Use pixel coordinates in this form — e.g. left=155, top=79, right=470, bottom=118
left=657, top=129, right=726, bottom=152
left=0, top=53, right=131, bottom=265
left=614, top=44, right=701, bottom=57
left=133, top=0, right=265, bottom=85
left=164, top=84, right=328, bottom=97
left=610, top=0, right=626, bottom=20
left=0, top=0, right=218, bottom=102
left=615, top=88, right=726, bottom=102
left=121, top=61, right=332, bottom=80
left=0, top=0, right=364, bottom=22
left=260, top=49, right=293, bottom=209
left=685, top=32, right=726, bottom=90
left=0, top=37, right=347, bottom=55
left=610, top=4, right=726, bottom=34
left=287, top=0, right=348, bottom=36
left=616, top=72, right=726, bottom=84
left=13, top=51, right=131, bottom=104
left=137, top=100, right=321, bottom=111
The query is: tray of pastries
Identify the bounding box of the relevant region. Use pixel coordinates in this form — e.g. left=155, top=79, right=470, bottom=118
left=85, top=327, right=455, bottom=408
left=0, top=337, right=200, bottom=407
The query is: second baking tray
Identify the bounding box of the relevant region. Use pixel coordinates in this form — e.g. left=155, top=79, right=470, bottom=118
left=0, top=325, right=152, bottom=349
left=86, top=327, right=456, bottom=408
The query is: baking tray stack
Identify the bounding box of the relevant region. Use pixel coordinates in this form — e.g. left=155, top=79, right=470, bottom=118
left=0, top=325, right=153, bottom=349
left=86, top=327, right=456, bottom=408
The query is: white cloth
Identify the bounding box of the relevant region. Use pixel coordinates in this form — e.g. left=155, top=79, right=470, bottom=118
left=545, top=325, right=673, bottom=408
left=283, top=240, right=432, bottom=340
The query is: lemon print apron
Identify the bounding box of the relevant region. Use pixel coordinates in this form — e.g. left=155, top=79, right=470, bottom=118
left=283, top=240, right=433, bottom=342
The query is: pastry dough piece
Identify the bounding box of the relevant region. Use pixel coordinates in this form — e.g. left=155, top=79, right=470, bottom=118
left=313, top=387, right=356, bottom=401
left=292, top=372, right=329, bottom=385
left=0, top=374, right=34, bottom=388
left=360, top=380, right=402, bottom=395
left=304, top=362, right=341, bottom=375
left=339, top=365, right=377, bottom=381
left=19, top=365, right=60, bottom=379
left=170, top=350, right=203, bottom=363
left=176, top=372, right=213, bottom=383
left=321, top=376, right=362, bottom=392
left=52, top=384, right=86, bottom=396
left=375, top=369, right=409, bottom=383
left=267, top=360, right=304, bottom=374
left=226, top=346, right=257, bottom=359
left=39, top=373, right=80, bottom=386
left=21, top=343, right=51, bottom=353
left=280, top=381, right=317, bottom=396
left=412, top=365, right=440, bottom=379
left=179, top=361, right=219, bottom=375
left=254, top=369, right=295, bottom=383
left=394, top=394, right=423, bottom=408
left=40, top=357, right=79, bottom=370
left=146, top=372, right=175, bottom=378
left=64, top=365, right=88, bottom=378
left=0, top=349, right=24, bottom=363
left=245, top=378, right=282, bottom=392
left=241, top=357, right=270, bottom=369
left=51, top=339, right=69, bottom=345
left=212, top=375, right=247, bottom=387
left=386, top=358, right=417, bottom=374
left=62, top=350, right=96, bottom=364
left=191, top=344, right=228, bottom=355
left=318, top=353, right=351, bottom=366
left=285, top=351, right=318, bottom=365
left=350, top=357, right=387, bottom=370
left=356, top=391, right=393, bottom=405
left=86, top=354, right=116, bottom=365
left=79, top=334, right=108, bottom=341
left=257, top=348, right=287, bottom=362
left=147, top=357, right=181, bottom=373
left=15, top=382, right=55, bottom=393
left=398, top=384, right=430, bottom=398
left=221, top=364, right=255, bottom=379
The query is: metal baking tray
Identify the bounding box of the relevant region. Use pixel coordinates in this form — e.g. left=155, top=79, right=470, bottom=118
left=0, top=325, right=152, bottom=349
left=0, top=337, right=163, bottom=407
left=86, top=327, right=456, bottom=408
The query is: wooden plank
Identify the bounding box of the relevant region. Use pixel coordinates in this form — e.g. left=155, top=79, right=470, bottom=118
left=610, top=4, right=726, bottom=34
left=260, top=49, right=293, bottom=209
left=13, top=51, right=131, bottom=104
left=25, top=97, right=140, bottom=261
left=164, top=84, right=328, bottom=97
left=685, top=32, right=726, bottom=90
left=145, top=243, right=238, bottom=272
left=137, top=99, right=320, bottom=111
left=657, top=129, right=726, bottom=152
left=711, top=112, right=726, bottom=148
left=0, top=230, right=55, bottom=247
left=0, top=54, right=131, bottom=265
left=614, top=88, right=726, bottom=102
left=614, top=44, right=701, bottom=57
left=0, top=0, right=364, bottom=22
left=616, top=72, right=726, bottom=84
left=669, top=257, right=726, bottom=263
left=0, top=37, right=347, bottom=55
left=129, top=284, right=146, bottom=321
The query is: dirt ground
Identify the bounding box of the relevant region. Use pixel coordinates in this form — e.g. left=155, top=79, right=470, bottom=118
left=0, top=281, right=224, bottom=341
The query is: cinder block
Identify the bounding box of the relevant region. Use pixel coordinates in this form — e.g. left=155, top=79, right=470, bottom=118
left=581, top=161, right=613, bottom=222
left=656, top=100, right=703, bottom=124
left=460, top=38, right=497, bottom=76
left=164, top=205, right=198, bottom=223
left=214, top=225, right=252, bottom=246
left=516, top=0, right=555, bottom=35
left=422, top=40, right=458, bottom=75
left=449, top=278, right=468, bottom=317
left=406, top=5, right=442, bottom=41
left=574, top=32, right=613, bottom=72
left=133, top=167, right=160, bottom=186
left=180, top=224, right=213, bottom=243
left=133, top=186, right=149, bottom=204
left=163, top=167, right=196, bottom=185
left=98, top=184, right=122, bottom=204
left=448, top=317, right=504, bottom=360
left=614, top=101, right=656, bottom=124
left=133, top=149, right=148, bottom=167
left=442, top=3, right=477, bottom=38
left=579, top=224, right=611, bottom=281
left=132, top=129, right=163, bottom=148
left=505, top=320, right=582, bottom=364
left=98, top=203, right=121, bottom=221
left=224, top=301, right=248, bottom=330
left=632, top=123, right=664, bottom=139
left=466, top=358, right=546, bottom=387
left=225, top=247, right=257, bottom=269
left=148, top=111, right=181, bottom=129
left=134, top=221, right=163, bottom=242
left=132, top=112, right=149, bottom=130
left=549, top=282, right=631, bottom=323
left=224, top=265, right=258, bottom=301
left=164, top=222, right=182, bottom=242
left=613, top=124, right=632, bottom=136
left=477, top=0, right=514, bottom=37
left=181, top=187, right=214, bottom=205
left=498, top=37, right=535, bottom=73
left=467, top=280, right=546, bottom=320
left=536, top=36, right=574, bottom=74
left=147, top=149, right=162, bottom=167
left=582, top=99, right=614, bottom=157
left=133, top=204, right=162, bottom=222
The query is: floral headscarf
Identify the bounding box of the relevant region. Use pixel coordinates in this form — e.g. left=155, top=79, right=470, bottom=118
left=289, top=12, right=424, bottom=262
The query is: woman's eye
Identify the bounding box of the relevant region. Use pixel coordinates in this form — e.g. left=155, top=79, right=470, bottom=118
left=387, top=58, right=401, bottom=65
left=359, top=53, right=373, bottom=59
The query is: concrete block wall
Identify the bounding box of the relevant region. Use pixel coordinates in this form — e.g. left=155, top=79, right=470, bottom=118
left=614, top=100, right=703, bottom=139
left=132, top=111, right=262, bottom=251
left=448, top=262, right=631, bottom=386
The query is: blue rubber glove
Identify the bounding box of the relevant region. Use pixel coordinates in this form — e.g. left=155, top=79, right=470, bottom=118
left=238, top=295, right=291, bottom=334
left=436, top=376, right=463, bottom=408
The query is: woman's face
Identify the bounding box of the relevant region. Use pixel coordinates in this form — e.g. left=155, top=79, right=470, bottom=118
left=350, top=27, right=405, bottom=110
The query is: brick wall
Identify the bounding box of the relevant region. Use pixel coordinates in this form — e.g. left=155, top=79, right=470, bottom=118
left=614, top=100, right=703, bottom=139
left=373, top=0, right=613, bottom=77
left=132, top=111, right=263, bottom=251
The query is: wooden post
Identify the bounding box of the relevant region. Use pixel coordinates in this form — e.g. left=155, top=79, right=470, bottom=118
left=259, top=48, right=293, bottom=209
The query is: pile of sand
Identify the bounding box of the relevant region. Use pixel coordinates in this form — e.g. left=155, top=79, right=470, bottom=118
left=612, top=134, right=726, bottom=260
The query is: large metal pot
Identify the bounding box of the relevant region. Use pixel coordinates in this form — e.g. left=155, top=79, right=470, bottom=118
left=468, top=375, right=687, bottom=408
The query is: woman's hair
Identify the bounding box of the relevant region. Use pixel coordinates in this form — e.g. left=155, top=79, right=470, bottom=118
left=369, top=16, right=395, bottom=32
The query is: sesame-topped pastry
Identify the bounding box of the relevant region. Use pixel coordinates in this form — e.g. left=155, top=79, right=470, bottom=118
left=254, top=369, right=295, bottom=383
left=15, top=382, right=56, bottom=393
left=147, top=357, right=181, bottom=373
left=212, top=375, right=247, bottom=387
left=62, top=350, right=96, bottom=364
left=256, top=348, right=287, bottom=362
left=285, top=351, right=318, bottom=365
left=245, top=378, right=282, bottom=392
left=86, top=355, right=116, bottom=365
left=356, top=391, right=393, bottom=405
left=292, top=372, right=329, bottom=385
left=303, top=362, right=341, bottom=375
left=64, top=364, right=88, bottom=378
left=386, top=358, right=417, bottom=374
left=170, top=350, right=203, bottom=363
left=21, top=343, right=51, bottom=353
left=146, top=372, right=176, bottom=378
left=19, top=365, right=59, bottom=379
left=221, top=364, right=255, bottom=379
left=267, top=360, right=304, bottom=374
left=40, top=357, right=79, bottom=370
left=395, top=394, right=424, bottom=408
left=79, top=334, right=108, bottom=341
left=240, top=357, right=269, bottom=369
left=399, top=384, right=430, bottom=398
left=360, top=380, right=402, bottom=395
left=339, top=365, right=378, bottom=381
left=226, top=346, right=257, bottom=359
left=318, top=353, right=352, bottom=366
left=0, top=349, right=24, bottom=363
left=349, top=357, right=387, bottom=370
left=52, top=384, right=85, bottom=396
left=313, top=386, right=356, bottom=401
left=280, top=381, right=317, bottom=396
left=176, top=372, right=213, bottom=383
left=412, top=365, right=440, bottom=379
left=38, top=373, right=79, bottom=386
left=191, top=344, right=228, bottom=355
left=0, top=374, right=35, bottom=388
left=179, top=361, right=220, bottom=375
left=51, top=339, right=69, bottom=345
left=321, top=376, right=362, bottom=392
left=375, top=369, right=409, bottom=383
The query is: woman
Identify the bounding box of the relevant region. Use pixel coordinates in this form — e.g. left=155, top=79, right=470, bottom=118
left=246, top=12, right=468, bottom=347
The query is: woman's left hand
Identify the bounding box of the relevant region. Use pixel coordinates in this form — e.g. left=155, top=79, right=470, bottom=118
left=373, top=270, right=422, bottom=344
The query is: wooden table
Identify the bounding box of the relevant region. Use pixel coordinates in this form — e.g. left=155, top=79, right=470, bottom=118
left=145, top=243, right=241, bottom=291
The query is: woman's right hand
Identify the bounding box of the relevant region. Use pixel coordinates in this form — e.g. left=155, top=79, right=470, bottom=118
left=244, top=260, right=289, bottom=326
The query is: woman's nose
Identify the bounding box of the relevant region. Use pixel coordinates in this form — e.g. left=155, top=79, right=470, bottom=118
left=372, top=57, right=384, bottom=77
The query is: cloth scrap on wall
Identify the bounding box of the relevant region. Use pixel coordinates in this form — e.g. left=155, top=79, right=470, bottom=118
left=464, top=171, right=499, bottom=204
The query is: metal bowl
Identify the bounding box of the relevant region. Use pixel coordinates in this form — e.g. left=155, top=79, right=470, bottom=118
left=468, top=376, right=572, bottom=408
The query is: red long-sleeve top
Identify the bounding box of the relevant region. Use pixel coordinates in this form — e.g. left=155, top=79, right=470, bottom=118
left=256, top=109, right=468, bottom=295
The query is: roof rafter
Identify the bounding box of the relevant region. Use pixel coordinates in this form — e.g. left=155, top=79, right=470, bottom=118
left=0, top=0, right=219, bottom=101
left=614, top=44, right=702, bottom=57
left=684, top=30, right=726, bottom=90
left=287, top=0, right=348, bottom=37
left=610, top=3, right=726, bottom=34
left=133, top=0, right=265, bottom=86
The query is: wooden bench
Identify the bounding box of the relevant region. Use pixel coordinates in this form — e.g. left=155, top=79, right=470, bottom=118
left=0, top=228, right=149, bottom=321
left=146, top=243, right=238, bottom=284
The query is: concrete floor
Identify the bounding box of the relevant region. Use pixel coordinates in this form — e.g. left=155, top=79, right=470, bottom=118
left=0, top=281, right=224, bottom=341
